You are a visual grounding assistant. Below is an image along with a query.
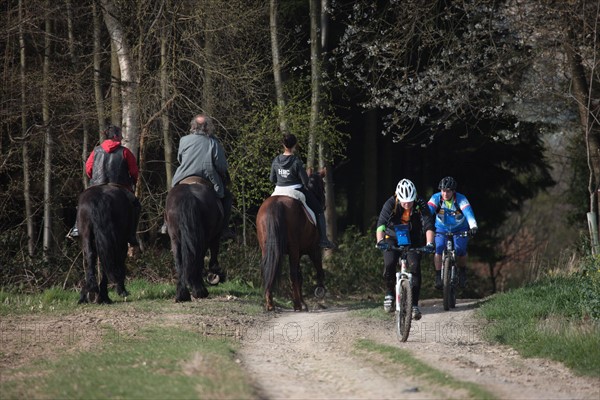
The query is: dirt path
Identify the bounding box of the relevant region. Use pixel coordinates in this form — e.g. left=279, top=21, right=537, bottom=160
left=239, top=299, right=600, bottom=400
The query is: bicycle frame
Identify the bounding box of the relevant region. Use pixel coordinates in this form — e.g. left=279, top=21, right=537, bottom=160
left=387, top=245, right=432, bottom=341
left=395, top=254, right=412, bottom=312
left=440, top=231, right=469, bottom=310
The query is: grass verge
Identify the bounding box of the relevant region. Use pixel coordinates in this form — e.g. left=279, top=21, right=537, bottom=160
left=478, top=269, right=600, bottom=377
left=3, top=325, right=255, bottom=399
left=1, top=279, right=266, bottom=399
left=355, top=339, right=496, bottom=399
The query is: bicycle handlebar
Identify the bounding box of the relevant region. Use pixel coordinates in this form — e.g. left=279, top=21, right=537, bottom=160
left=439, top=231, right=471, bottom=238
left=377, top=243, right=435, bottom=254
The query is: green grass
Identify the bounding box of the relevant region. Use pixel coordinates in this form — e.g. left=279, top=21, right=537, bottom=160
left=3, top=326, right=254, bottom=399
left=355, top=339, right=496, bottom=399
left=0, top=277, right=264, bottom=316
left=1, top=279, right=266, bottom=399
left=478, top=270, right=600, bottom=377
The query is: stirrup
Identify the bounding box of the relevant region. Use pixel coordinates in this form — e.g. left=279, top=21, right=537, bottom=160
left=66, top=227, right=79, bottom=239
left=159, top=223, right=168, bottom=235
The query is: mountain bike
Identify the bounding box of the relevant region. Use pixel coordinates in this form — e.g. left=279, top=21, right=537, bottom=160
left=440, top=231, right=470, bottom=311
left=377, top=243, right=434, bottom=342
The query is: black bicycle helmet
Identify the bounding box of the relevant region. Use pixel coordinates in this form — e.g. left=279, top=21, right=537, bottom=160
left=439, top=176, right=457, bottom=191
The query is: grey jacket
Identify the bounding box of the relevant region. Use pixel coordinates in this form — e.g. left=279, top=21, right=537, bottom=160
left=269, top=154, right=309, bottom=187
left=171, top=130, right=228, bottom=198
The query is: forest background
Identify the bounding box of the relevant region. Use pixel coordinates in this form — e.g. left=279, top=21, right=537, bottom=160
left=0, top=0, right=598, bottom=296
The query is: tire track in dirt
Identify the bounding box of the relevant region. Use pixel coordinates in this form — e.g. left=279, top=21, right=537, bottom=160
left=239, top=300, right=600, bottom=400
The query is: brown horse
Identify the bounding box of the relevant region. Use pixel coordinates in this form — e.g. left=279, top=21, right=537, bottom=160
left=256, top=169, right=327, bottom=311
left=165, top=177, right=226, bottom=302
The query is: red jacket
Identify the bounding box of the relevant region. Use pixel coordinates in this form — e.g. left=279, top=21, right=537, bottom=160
left=85, top=139, right=139, bottom=184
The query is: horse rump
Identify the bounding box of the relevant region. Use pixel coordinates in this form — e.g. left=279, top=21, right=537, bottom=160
left=77, top=185, right=132, bottom=304
left=166, top=183, right=216, bottom=301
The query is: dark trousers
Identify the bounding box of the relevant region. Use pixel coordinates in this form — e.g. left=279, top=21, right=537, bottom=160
left=382, top=241, right=422, bottom=307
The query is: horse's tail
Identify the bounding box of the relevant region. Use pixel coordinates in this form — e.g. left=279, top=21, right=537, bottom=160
left=177, top=190, right=205, bottom=285
left=261, top=201, right=287, bottom=290
left=91, top=197, right=126, bottom=284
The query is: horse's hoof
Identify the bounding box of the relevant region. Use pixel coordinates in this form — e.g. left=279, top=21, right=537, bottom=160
left=314, top=286, right=326, bottom=299
left=192, top=287, right=209, bottom=299
left=175, top=293, right=191, bottom=302
left=88, top=292, right=99, bottom=304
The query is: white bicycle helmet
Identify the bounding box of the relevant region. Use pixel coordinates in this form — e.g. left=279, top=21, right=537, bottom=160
left=395, top=179, right=417, bottom=202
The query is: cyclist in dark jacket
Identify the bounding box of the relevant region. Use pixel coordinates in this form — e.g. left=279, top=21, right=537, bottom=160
left=269, top=133, right=335, bottom=249
left=376, top=179, right=435, bottom=320
left=67, top=125, right=141, bottom=246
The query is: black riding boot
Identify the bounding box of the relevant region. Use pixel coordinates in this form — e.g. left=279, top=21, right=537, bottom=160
left=129, top=202, right=141, bottom=246
left=316, top=212, right=335, bottom=249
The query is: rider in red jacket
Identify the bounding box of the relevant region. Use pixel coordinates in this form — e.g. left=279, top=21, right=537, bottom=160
left=67, top=125, right=141, bottom=246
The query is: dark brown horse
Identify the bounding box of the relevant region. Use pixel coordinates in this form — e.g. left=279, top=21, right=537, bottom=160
left=256, top=169, right=327, bottom=311
left=77, top=184, right=132, bottom=304
left=165, top=177, right=226, bottom=302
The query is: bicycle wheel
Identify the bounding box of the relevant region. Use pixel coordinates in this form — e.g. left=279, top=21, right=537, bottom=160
left=449, top=265, right=457, bottom=309
left=396, top=279, right=412, bottom=342
left=442, top=255, right=451, bottom=311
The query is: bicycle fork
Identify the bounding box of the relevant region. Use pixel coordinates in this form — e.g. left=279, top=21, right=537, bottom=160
left=395, top=268, right=412, bottom=312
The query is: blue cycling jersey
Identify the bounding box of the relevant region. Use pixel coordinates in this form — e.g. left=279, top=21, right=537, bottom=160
left=427, top=192, right=477, bottom=233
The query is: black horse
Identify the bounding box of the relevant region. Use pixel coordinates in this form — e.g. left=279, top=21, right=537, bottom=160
left=77, top=184, right=133, bottom=304
left=256, top=168, right=327, bottom=311
left=165, top=177, right=226, bottom=302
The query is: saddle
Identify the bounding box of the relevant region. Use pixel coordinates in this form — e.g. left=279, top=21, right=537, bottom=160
left=179, top=176, right=211, bottom=186
left=271, top=186, right=316, bottom=225
left=179, top=176, right=224, bottom=217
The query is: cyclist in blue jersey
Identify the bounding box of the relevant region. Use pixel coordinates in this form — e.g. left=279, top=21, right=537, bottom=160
left=427, top=177, right=478, bottom=289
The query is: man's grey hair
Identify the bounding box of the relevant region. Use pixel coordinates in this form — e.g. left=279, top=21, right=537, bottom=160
left=190, top=114, right=215, bottom=136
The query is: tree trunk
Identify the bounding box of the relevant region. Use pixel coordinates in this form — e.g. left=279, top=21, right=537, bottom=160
left=101, top=0, right=140, bottom=157
left=42, top=0, right=53, bottom=260
left=161, top=21, right=173, bottom=188
left=307, top=0, right=320, bottom=168
left=67, top=0, right=89, bottom=189
left=564, top=25, right=600, bottom=253
left=202, top=11, right=215, bottom=116
left=93, top=1, right=106, bottom=139
left=110, top=42, right=121, bottom=127
left=270, top=0, right=288, bottom=135
left=19, top=0, right=34, bottom=259
left=363, top=109, right=378, bottom=230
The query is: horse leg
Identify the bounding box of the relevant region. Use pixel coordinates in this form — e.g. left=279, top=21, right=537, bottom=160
left=265, top=289, right=274, bottom=311
left=190, top=251, right=208, bottom=299
left=289, top=252, right=306, bottom=312
left=115, top=247, right=129, bottom=298
left=98, top=268, right=113, bottom=304
left=79, top=236, right=98, bottom=304
left=206, top=238, right=225, bottom=284
left=309, top=247, right=326, bottom=299
left=172, top=239, right=191, bottom=302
